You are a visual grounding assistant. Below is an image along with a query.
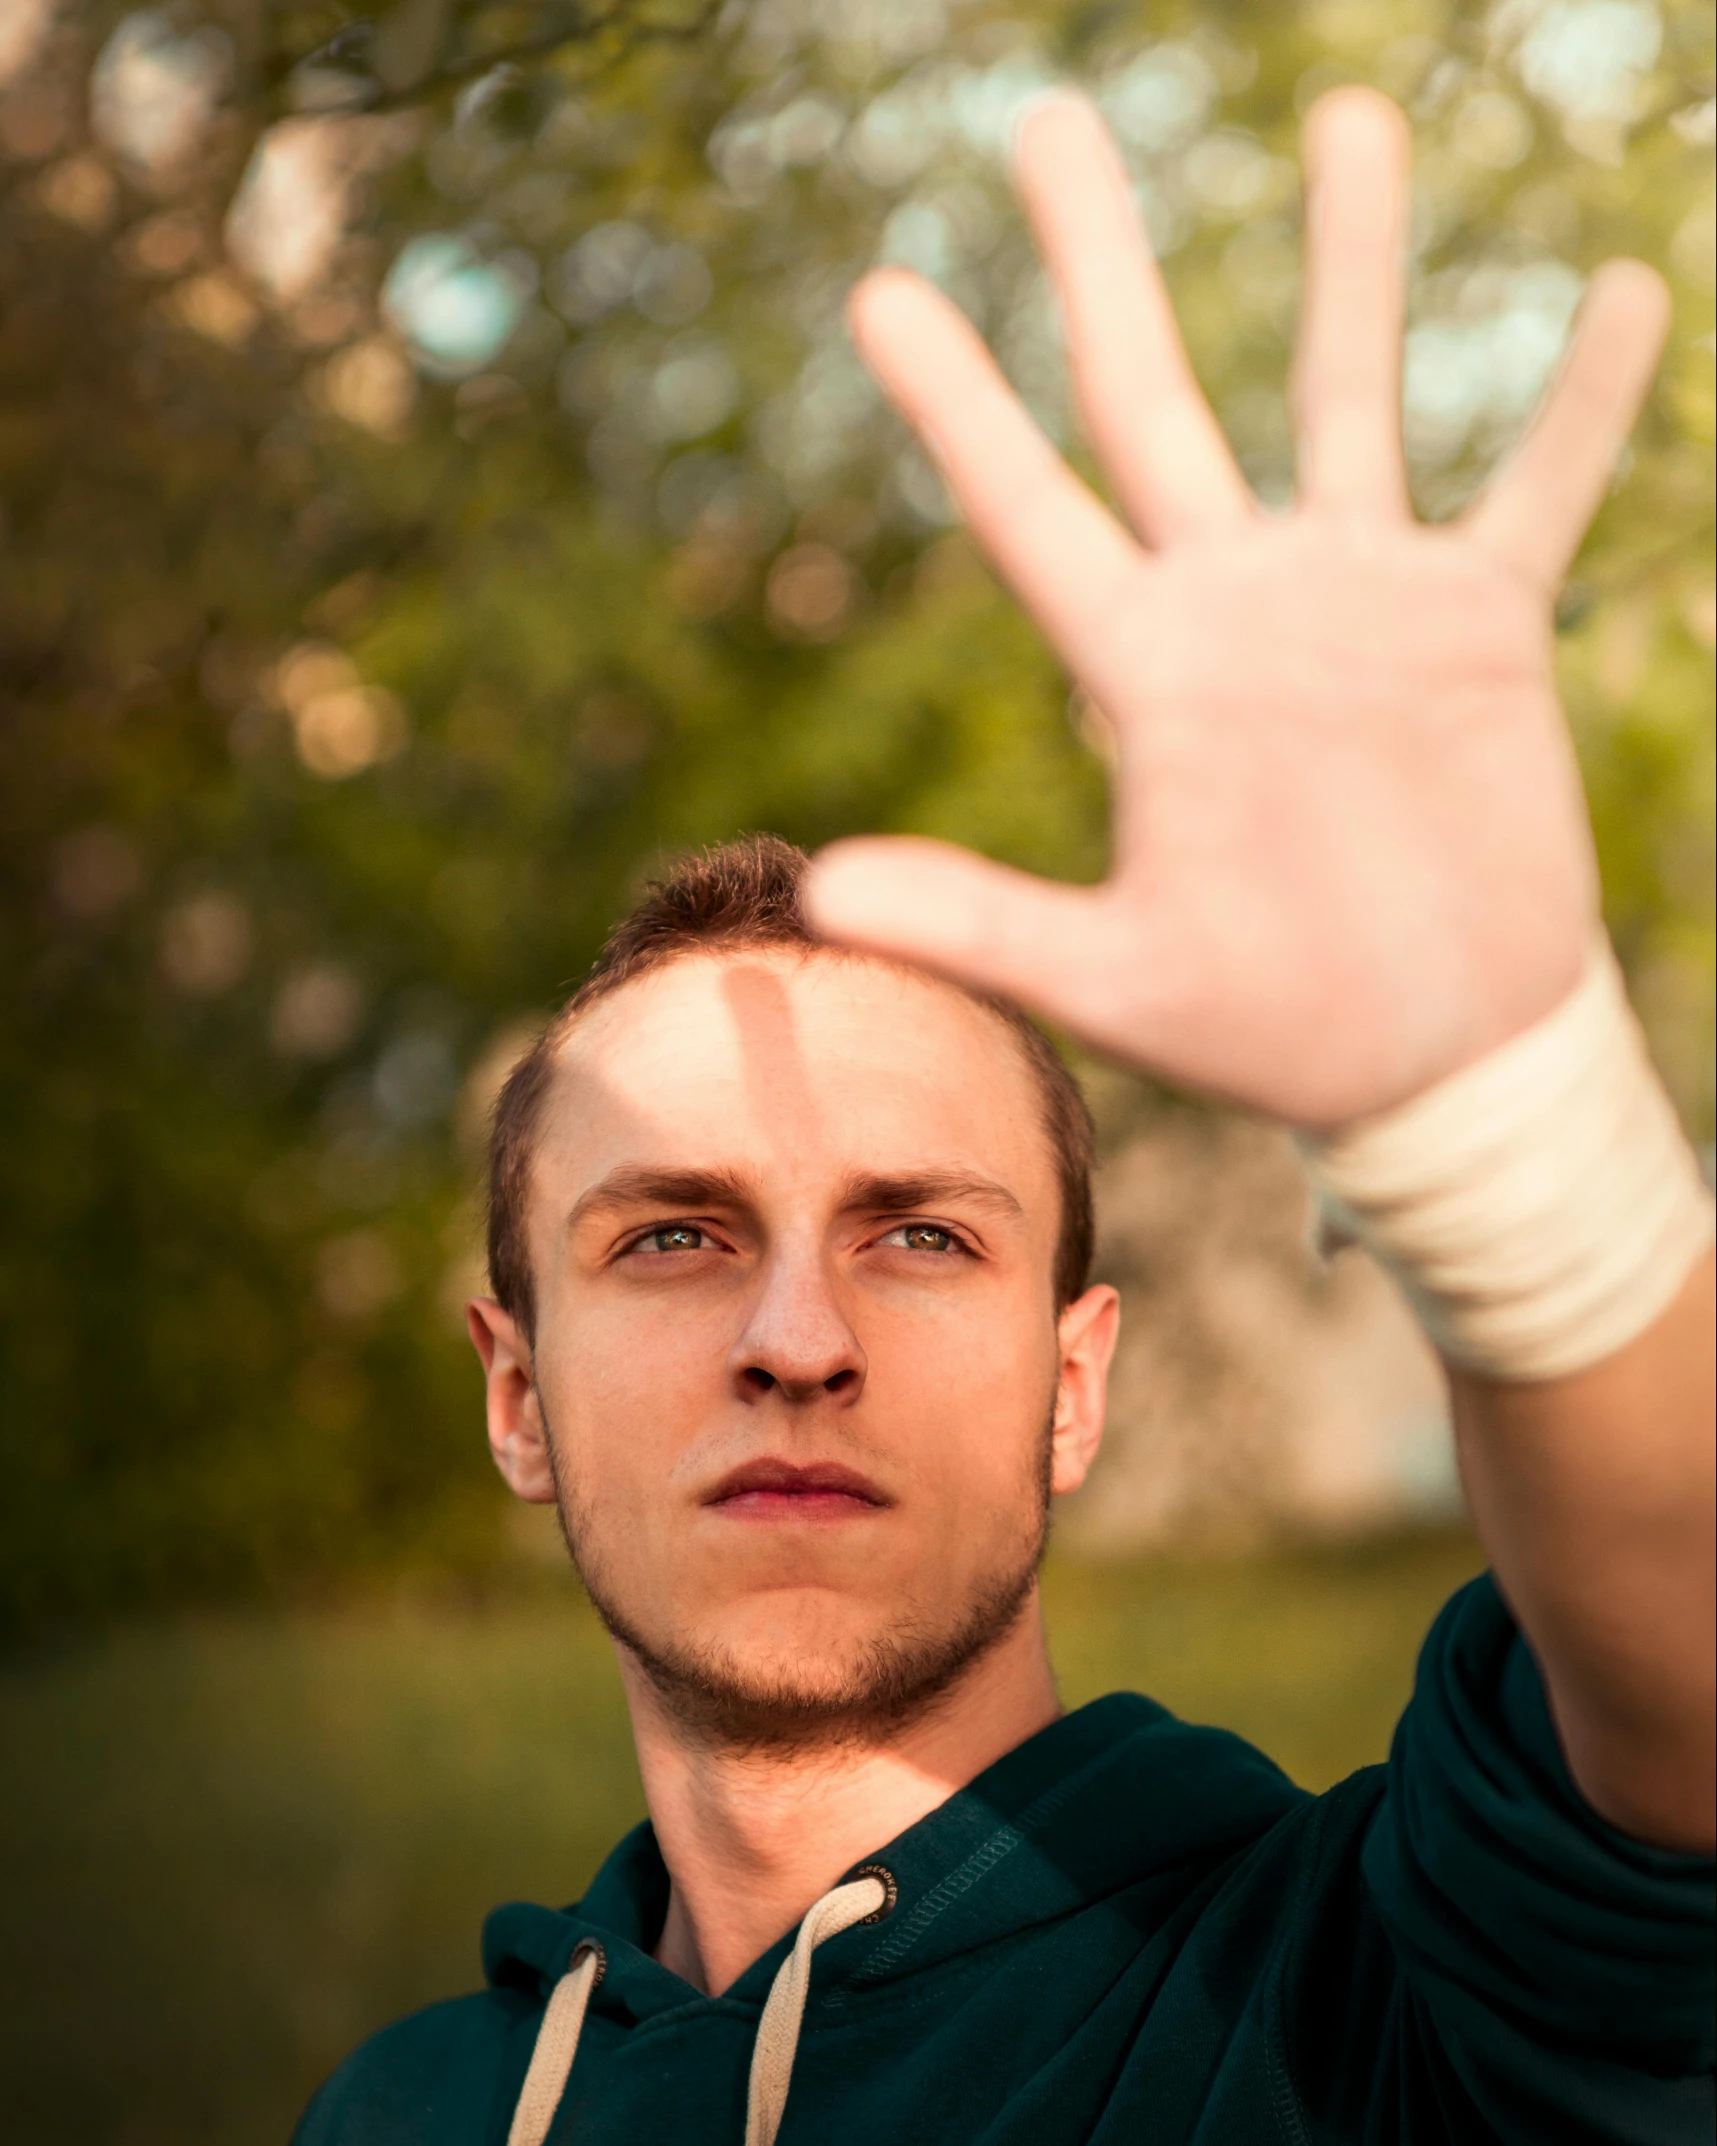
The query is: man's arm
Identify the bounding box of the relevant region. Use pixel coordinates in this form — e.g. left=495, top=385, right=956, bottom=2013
left=802, top=89, right=1716, bottom=1847
left=1453, top=1259, right=1714, bottom=1849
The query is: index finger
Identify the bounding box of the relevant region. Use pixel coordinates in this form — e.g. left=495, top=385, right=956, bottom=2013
left=848, top=269, right=1146, bottom=663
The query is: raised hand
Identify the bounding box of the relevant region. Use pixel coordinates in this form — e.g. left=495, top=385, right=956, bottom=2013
left=803, top=90, right=1669, bottom=1128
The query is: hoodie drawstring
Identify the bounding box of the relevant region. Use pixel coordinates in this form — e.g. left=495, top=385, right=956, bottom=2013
left=743, top=1873, right=889, bottom=2146
left=504, top=1871, right=890, bottom=2146
left=506, top=1940, right=602, bottom=2146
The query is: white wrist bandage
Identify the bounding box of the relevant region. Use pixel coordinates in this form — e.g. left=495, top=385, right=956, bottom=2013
left=1299, top=944, right=1715, bottom=1382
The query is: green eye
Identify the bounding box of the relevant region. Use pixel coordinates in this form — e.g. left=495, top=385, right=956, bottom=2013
left=643, top=1226, right=706, bottom=1253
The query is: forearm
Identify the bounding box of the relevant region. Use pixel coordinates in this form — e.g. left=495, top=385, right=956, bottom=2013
left=1452, top=1251, right=1715, bottom=1850
left=1299, top=952, right=1715, bottom=1848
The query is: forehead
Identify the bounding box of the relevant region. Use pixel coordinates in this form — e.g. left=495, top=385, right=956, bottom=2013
left=534, top=950, right=1056, bottom=1202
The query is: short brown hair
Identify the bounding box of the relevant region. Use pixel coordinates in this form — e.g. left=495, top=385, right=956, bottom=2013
left=487, top=835, right=1094, bottom=1335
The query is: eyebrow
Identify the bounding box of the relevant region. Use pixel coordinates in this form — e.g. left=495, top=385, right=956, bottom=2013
left=839, top=1170, right=1024, bottom=1222
left=565, top=1164, right=1025, bottom=1233
left=568, top=1166, right=759, bottom=1232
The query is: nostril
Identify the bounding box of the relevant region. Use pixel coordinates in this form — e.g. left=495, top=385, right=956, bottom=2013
left=824, top=1369, right=857, bottom=1393
left=742, top=1367, right=777, bottom=1393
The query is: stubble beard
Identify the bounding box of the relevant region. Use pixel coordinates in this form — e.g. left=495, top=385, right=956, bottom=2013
left=542, top=1399, right=1057, bottom=1757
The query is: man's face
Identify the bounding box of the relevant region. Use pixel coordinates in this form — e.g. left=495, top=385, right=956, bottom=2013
left=471, top=950, right=1116, bottom=1746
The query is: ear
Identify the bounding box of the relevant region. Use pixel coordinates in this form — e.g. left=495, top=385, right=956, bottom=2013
left=1049, top=1283, right=1120, bottom=1497
left=466, top=1296, right=558, bottom=1504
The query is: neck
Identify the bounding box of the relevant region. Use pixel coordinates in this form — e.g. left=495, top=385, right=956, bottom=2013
left=617, top=1589, right=1062, bottom=1996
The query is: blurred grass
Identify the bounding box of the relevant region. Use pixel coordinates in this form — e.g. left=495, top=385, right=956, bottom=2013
left=0, top=1527, right=1482, bottom=2146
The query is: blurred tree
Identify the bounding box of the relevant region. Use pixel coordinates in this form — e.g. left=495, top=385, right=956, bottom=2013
left=0, top=0, right=1709, bottom=1636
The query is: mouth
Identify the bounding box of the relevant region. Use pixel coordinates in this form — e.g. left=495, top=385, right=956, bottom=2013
left=703, top=1458, right=891, bottom=1523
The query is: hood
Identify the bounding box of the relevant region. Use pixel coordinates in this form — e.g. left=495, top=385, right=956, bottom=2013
left=482, top=1693, right=1306, bottom=2023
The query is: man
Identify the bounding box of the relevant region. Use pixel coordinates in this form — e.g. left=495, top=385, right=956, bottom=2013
left=294, top=88, right=1714, bottom=2146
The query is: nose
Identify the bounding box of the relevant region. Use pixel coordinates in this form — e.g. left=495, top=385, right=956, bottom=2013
left=729, top=1242, right=867, bottom=1406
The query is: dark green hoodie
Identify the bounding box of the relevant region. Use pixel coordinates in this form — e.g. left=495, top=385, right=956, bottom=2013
left=293, top=1580, right=1714, bottom=2143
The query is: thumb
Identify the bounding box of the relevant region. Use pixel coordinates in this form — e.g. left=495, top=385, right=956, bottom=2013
left=802, top=836, right=1109, bottom=1018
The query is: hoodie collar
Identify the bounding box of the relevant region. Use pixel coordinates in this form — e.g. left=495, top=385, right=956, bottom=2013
left=484, top=1693, right=1304, bottom=2019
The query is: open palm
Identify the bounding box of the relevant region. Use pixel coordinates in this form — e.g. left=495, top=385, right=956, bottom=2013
left=804, top=90, right=1669, bottom=1128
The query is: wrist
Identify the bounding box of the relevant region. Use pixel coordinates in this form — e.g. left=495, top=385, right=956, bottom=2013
left=1298, top=942, right=1715, bottom=1381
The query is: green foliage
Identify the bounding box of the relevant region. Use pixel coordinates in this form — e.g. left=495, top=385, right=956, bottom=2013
left=0, top=0, right=1709, bottom=1634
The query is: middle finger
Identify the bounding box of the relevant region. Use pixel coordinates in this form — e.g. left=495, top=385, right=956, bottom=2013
left=1291, top=88, right=1413, bottom=520
left=1015, top=94, right=1256, bottom=549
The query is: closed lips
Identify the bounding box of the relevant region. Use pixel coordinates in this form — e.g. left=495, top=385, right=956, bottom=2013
left=705, top=1460, right=890, bottom=1513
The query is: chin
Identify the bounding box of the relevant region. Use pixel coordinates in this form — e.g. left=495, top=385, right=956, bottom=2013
left=713, top=1587, right=903, bottom=1669
left=598, top=1569, right=1040, bottom=1754
left=662, top=1590, right=921, bottom=1709
left=560, top=1478, right=1049, bottom=1753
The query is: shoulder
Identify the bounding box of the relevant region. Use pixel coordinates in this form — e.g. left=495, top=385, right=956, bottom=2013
left=290, top=1986, right=540, bottom=2146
